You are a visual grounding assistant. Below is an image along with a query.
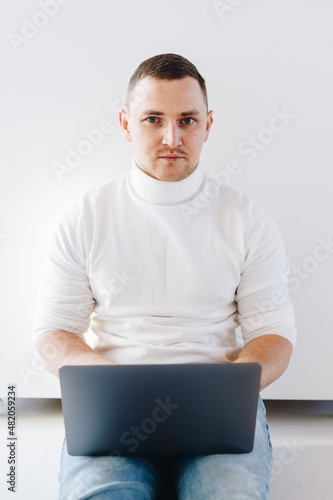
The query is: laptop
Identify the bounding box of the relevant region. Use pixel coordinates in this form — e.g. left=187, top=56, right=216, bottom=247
left=59, top=363, right=261, bottom=457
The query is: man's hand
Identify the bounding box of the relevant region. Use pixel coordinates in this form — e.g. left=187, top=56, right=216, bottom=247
left=233, top=334, right=293, bottom=391
left=35, top=330, right=114, bottom=378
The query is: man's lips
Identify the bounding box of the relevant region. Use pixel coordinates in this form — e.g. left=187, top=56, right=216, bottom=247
left=158, top=155, right=184, bottom=159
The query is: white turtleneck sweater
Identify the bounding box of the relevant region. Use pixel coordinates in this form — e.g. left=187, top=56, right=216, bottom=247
left=33, top=159, right=296, bottom=364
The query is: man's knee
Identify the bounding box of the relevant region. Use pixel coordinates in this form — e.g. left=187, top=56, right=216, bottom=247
left=59, top=456, right=157, bottom=500
left=176, top=457, right=270, bottom=500
left=86, top=487, right=154, bottom=500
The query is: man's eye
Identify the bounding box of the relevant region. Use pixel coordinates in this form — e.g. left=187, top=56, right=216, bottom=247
left=182, top=118, right=194, bottom=125
left=147, top=117, right=158, bottom=123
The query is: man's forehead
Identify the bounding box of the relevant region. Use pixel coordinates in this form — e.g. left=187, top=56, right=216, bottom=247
left=130, top=76, right=206, bottom=112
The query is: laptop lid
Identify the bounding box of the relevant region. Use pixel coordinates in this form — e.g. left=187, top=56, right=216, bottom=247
left=59, top=363, right=261, bottom=457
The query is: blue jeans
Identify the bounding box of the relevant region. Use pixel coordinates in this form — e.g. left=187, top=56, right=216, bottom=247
left=58, top=397, right=272, bottom=499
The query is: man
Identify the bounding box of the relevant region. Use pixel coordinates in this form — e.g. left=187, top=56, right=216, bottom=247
left=34, top=53, right=296, bottom=499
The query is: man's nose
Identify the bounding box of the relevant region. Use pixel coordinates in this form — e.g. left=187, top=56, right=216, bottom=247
left=162, top=123, right=182, bottom=148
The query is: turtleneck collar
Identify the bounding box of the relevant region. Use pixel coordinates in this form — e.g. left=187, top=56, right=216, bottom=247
left=129, top=157, right=204, bottom=206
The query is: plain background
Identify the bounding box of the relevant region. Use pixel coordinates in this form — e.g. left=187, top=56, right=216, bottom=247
left=0, top=0, right=332, bottom=399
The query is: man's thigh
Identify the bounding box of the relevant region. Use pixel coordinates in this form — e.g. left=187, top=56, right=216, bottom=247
left=58, top=440, right=160, bottom=500
left=175, top=397, right=273, bottom=500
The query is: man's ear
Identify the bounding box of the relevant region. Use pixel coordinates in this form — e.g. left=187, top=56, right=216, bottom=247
left=204, top=110, right=214, bottom=143
left=119, top=108, right=132, bottom=142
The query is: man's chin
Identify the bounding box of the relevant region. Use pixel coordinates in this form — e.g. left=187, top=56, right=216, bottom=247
left=154, top=161, right=195, bottom=182
left=156, top=169, right=189, bottom=182
left=136, top=159, right=195, bottom=182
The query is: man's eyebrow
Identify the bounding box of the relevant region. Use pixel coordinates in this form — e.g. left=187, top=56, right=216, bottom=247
left=179, top=109, right=200, bottom=116
left=142, top=110, right=164, bottom=116
left=141, top=109, right=201, bottom=117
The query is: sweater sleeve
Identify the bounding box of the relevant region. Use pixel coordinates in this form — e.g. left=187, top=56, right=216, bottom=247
left=32, top=203, right=96, bottom=342
left=236, top=204, right=297, bottom=347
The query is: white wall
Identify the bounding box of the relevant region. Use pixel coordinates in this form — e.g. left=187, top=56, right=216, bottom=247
left=1, top=0, right=332, bottom=398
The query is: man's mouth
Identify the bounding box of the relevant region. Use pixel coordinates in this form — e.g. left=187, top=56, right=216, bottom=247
left=158, top=155, right=184, bottom=161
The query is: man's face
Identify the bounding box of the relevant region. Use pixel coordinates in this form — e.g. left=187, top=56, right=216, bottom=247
left=119, top=76, right=213, bottom=182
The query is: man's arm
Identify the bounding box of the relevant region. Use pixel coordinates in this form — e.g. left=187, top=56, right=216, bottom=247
left=35, top=330, right=114, bottom=378
left=234, top=334, right=293, bottom=391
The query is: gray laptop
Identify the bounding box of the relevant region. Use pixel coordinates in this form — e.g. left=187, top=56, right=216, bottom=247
left=59, top=363, right=261, bottom=457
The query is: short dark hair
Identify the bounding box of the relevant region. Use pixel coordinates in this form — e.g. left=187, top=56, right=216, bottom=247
left=126, top=53, right=208, bottom=111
